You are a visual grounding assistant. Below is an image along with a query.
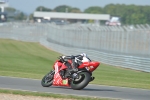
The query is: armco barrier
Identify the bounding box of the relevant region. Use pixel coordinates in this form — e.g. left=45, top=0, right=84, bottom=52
left=0, top=22, right=150, bottom=72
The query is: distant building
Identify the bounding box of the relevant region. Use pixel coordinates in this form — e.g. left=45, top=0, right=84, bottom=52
left=33, top=11, right=110, bottom=24
left=0, top=0, right=9, bottom=22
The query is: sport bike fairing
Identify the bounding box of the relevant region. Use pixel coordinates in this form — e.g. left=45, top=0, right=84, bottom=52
left=78, top=62, right=99, bottom=72
left=52, top=62, right=70, bottom=86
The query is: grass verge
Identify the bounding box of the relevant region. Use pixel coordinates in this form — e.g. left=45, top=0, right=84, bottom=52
left=0, top=89, right=116, bottom=100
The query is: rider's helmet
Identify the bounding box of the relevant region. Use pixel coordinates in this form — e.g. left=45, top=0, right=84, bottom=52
left=80, top=53, right=87, bottom=57
left=80, top=53, right=90, bottom=62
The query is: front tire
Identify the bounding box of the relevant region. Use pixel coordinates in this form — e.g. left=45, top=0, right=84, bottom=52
left=41, top=70, right=54, bottom=87
left=70, top=72, right=91, bottom=90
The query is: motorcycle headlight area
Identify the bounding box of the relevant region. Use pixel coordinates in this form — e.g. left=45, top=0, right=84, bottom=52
left=86, top=66, right=94, bottom=71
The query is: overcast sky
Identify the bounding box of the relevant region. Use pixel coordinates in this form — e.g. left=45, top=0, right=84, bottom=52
left=7, top=0, right=150, bottom=14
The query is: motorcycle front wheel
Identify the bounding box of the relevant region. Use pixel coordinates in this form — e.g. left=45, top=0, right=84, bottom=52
left=41, top=70, right=55, bottom=87
left=70, top=72, right=91, bottom=90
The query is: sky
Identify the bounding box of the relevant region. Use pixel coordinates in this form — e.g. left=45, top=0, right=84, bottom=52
left=6, top=0, right=150, bottom=14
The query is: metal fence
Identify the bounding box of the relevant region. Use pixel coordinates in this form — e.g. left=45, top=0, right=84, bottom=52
left=0, top=22, right=150, bottom=72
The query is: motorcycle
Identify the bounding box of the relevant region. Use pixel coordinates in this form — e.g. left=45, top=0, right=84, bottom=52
left=41, top=56, right=100, bottom=90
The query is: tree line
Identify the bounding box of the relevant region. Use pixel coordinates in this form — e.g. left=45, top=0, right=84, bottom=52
left=3, top=4, right=150, bottom=25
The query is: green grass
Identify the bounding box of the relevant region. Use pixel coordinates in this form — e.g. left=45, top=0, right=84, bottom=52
left=92, top=64, right=150, bottom=89
left=0, top=39, right=150, bottom=89
left=0, top=89, right=113, bottom=100
left=0, top=39, right=60, bottom=79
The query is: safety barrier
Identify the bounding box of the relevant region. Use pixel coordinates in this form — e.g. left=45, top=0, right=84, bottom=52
left=0, top=22, right=150, bottom=72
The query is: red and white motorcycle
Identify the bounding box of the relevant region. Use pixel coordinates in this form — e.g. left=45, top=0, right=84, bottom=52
left=41, top=56, right=100, bottom=90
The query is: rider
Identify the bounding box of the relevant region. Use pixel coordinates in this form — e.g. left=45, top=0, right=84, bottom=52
left=62, top=53, right=89, bottom=73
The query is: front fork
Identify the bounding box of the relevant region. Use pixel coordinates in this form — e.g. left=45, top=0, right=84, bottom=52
left=47, top=70, right=55, bottom=77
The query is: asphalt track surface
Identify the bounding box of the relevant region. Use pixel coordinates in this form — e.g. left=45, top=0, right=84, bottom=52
left=0, top=76, right=150, bottom=100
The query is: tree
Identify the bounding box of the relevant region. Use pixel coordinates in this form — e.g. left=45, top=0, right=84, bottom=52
left=14, top=11, right=26, bottom=20
left=4, top=7, right=27, bottom=21
left=36, top=6, right=52, bottom=12
left=32, top=4, right=150, bottom=25
left=84, top=6, right=103, bottom=14
left=54, top=5, right=72, bottom=12
left=29, top=13, right=33, bottom=20
left=5, top=7, right=16, bottom=12
left=70, top=7, right=81, bottom=13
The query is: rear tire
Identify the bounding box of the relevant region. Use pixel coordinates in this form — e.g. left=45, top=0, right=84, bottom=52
left=70, top=72, right=91, bottom=90
left=41, top=70, right=54, bottom=87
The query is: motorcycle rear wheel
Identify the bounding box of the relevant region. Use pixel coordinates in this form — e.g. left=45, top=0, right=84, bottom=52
left=41, top=70, right=54, bottom=87
left=70, top=72, right=91, bottom=90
